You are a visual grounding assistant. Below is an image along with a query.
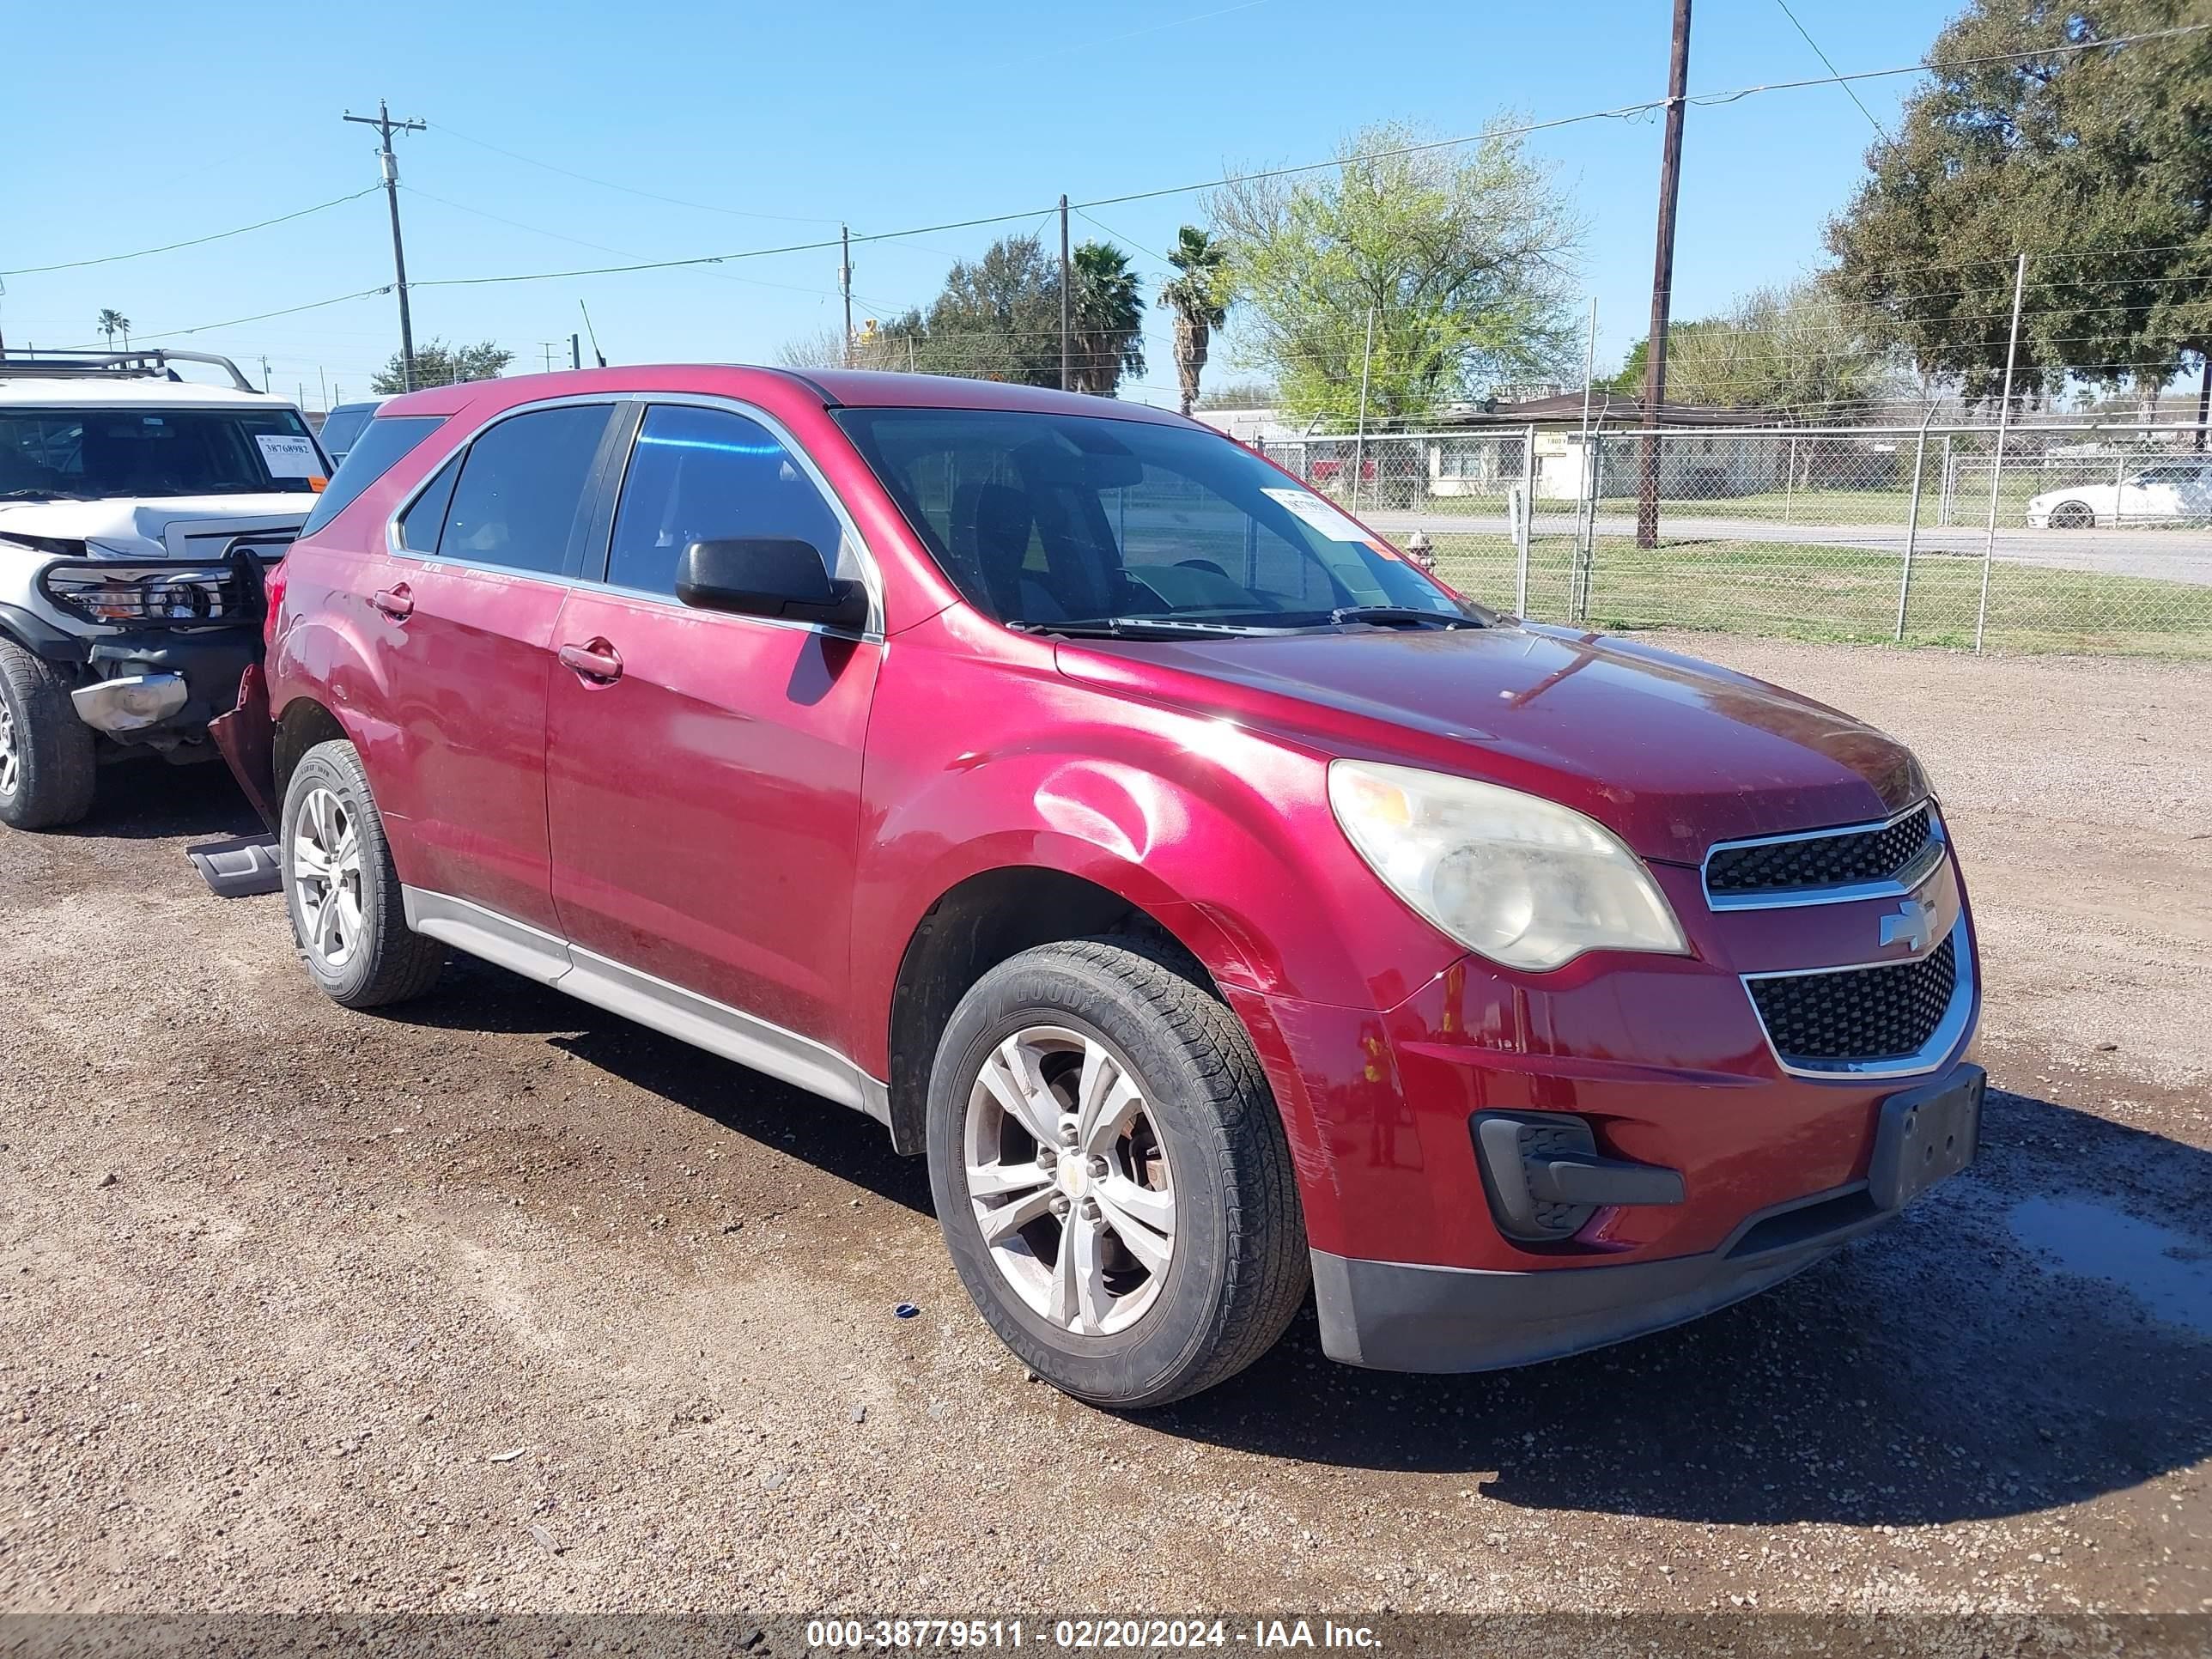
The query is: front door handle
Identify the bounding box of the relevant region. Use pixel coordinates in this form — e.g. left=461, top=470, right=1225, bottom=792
left=370, top=583, right=414, bottom=620
left=558, top=639, right=623, bottom=684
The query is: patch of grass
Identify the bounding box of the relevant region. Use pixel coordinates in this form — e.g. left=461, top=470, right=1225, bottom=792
left=1425, top=533, right=2212, bottom=659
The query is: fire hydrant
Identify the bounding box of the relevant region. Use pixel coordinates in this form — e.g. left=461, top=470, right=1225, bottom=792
left=1404, top=529, right=1437, bottom=573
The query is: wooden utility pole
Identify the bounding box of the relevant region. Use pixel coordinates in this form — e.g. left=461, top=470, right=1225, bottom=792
left=1059, top=195, right=1073, bottom=392
left=342, top=100, right=427, bottom=392
left=1636, top=0, right=1692, bottom=549
left=840, top=225, right=854, bottom=368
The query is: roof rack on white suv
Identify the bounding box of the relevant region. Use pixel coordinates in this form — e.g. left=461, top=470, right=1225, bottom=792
left=0, top=348, right=258, bottom=393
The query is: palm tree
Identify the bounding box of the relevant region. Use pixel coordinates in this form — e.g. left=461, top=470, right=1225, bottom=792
left=1156, top=227, right=1229, bottom=416
left=97, top=308, right=131, bottom=351
left=1067, top=241, right=1146, bottom=397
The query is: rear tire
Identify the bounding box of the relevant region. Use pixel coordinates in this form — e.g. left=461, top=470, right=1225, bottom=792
left=0, top=638, right=97, bottom=830
left=280, top=738, right=444, bottom=1009
left=926, top=938, right=1307, bottom=1409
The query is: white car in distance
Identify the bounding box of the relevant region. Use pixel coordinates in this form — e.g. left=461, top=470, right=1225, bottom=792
left=2027, top=457, right=2212, bottom=528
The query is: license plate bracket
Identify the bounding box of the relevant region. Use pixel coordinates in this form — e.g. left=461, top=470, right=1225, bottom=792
left=1869, top=1065, right=1984, bottom=1211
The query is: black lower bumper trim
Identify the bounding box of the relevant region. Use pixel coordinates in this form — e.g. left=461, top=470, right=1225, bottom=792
left=1312, top=1182, right=1904, bottom=1374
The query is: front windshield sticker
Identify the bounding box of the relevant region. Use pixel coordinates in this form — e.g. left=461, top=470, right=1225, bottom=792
left=255, top=433, right=320, bottom=478
left=1261, top=486, right=1370, bottom=543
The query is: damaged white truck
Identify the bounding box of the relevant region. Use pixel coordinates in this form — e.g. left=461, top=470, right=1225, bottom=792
left=0, top=351, right=325, bottom=829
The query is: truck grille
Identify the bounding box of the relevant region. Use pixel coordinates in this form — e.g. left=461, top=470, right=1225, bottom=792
left=1747, top=933, right=1959, bottom=1066
left=1707, top=805, right=1936, bottom=899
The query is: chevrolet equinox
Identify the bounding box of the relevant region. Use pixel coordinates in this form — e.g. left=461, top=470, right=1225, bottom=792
left=226, top=367, right=1984, bottom=1407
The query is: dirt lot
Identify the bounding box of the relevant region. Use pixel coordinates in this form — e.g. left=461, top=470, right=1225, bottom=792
left=1, top=635, right=2208, bottom=1619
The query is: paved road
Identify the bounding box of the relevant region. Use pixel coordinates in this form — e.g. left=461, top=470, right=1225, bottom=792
left=1363, top=510, right=2212, bottom=586
left=2, top=640, right=2208, bottom=1618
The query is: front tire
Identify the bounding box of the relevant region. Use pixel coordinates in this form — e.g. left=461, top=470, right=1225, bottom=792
left=280, top=738, right=444, bottom=1009
left=926, top=939, right=1307, bottom=1408
left=2047, top=501, right=2096, bottom=529
left=0, top=638, right=97, bottom=830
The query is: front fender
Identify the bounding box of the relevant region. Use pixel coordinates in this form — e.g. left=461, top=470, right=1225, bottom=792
left=852, top=626, right=1468, bottom=1068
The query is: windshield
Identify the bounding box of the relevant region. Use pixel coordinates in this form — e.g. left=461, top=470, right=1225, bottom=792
left=834, top=407, right=1471, bottom=632
left=0, top=405, right=325, bottom=502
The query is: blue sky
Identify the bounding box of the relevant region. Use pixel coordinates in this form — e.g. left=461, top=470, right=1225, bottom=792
left=2, top=0, right=1954, bottom=410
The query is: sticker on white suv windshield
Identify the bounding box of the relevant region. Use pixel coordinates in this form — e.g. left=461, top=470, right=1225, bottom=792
left=1261, top=486, right=1370, bottom=543
left=256, top=434, right=320, bottom=477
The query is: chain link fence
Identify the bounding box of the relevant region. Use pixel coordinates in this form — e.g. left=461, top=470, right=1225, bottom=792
left=1256, top=422, right=2212, bottom=658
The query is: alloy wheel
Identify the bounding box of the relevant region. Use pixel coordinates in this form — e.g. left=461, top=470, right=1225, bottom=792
left=0, top=699, right=18, bottom=799
left=292, top=786, right=366, bottom=969
left=963, top=1024, right=1177, bottom=1337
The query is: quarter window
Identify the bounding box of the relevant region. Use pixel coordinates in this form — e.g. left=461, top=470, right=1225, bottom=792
left=607, top=404, right=849, bottom=599
left=397, top=453, right=463, bottom=554
left=438, top=404, right=614, bottom=577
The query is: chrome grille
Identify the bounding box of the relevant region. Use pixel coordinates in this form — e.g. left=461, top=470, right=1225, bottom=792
left=1747, top=934, right=1959, bottom=1066
left=1706, top=805, right=1937, bottom=903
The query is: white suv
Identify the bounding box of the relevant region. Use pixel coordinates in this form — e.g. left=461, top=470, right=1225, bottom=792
left=0, top=350, right=328, bottom=829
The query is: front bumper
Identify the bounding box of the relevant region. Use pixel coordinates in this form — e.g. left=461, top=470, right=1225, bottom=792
left=1311, top=1164, right=1905, bottom=1372
left=74, top=630, right=260, bottom=748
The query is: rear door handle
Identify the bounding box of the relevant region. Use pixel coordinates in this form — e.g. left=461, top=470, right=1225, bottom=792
left=558, top=639, right=623, bottom=684
left=370, top=583, right=414, bottom=620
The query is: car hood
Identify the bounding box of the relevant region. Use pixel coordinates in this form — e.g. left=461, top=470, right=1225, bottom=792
left=0, top=495, right=312, bottom=561
left=1054, top=623, right=1929, bottom=864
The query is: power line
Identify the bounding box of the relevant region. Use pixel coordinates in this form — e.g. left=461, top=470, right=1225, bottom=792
left=1773, top=0, right=1889, bottom=137
left=123, top=286, right=394, bottom=343
left=0, top=187, right=379, bottom=276
left=399, top=22, right=2210, bottom=297
left=428, top=121, right=845, bottom=227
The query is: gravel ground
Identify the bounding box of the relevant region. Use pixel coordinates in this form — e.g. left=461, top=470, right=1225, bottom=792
left=0, top=635, right=2207, bottom=1620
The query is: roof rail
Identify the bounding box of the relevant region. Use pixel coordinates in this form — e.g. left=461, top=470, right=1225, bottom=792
left=0, top=348, right=259, bottom=392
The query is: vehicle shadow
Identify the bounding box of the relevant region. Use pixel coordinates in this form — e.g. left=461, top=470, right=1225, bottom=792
left=373, top=948, right=2212, bottom=1526
left=383, top=953, right=934, bottom=1217
left=58, top=755, right=264, bottom=843
left=1146, top=1083, right=2212, bottom=1528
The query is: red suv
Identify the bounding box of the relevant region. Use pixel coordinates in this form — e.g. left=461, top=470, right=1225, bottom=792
left=230, top=367, right=1982, bottom=1407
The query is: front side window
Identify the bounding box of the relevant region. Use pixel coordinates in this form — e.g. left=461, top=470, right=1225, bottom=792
left=834, top=408, right=1468, bottom=633
left=0, top=404, right=325, bottom=504
left=606, top=404, right=851, bottom=598
left=437, top=404, right=614, bottom=577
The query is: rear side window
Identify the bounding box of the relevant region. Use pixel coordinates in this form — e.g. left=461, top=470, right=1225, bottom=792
left=298, top=415, right=442, bottom=538
left=318, top=405, right=375, bottom=460
left=605, top=404, right=849, bottom=597
left=440, top=404, right=614, bottom=577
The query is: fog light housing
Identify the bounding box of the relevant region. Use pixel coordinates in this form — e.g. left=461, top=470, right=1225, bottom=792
left=1472, top=1112, right=1686, bottom=1244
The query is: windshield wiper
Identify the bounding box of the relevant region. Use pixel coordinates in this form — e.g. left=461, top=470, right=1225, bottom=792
left=1011, top=616, right=1272, bottom=641
left=0, top=489, right=100, bottom=502
left=1328, top=605, right=1479, bottom=629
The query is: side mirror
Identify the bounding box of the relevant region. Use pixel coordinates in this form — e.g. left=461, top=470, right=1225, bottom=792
left=675, top=538, right=870, bottom=632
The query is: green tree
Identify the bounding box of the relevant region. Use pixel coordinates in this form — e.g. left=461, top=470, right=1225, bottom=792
left=1827, top=2, right=2212, bottom=410
left=1068, top=240, right=1146, bottom=397
left=1157, top=226, right=1229, bottom=415
left=96, top=309, right=131, bottom=350
left=908, top=234, right=1064, bottom=386
left=370, top=338, right=516, bottom=395
left=1206, top=119, right=1582, bottom=423
left=1598, top=279, right=1901, bottom=419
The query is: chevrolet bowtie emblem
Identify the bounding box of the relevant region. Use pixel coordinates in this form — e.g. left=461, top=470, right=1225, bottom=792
left=1879, top=896, right=1938, bottom=955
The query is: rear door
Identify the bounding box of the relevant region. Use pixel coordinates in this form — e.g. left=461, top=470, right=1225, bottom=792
left=544, top=399, right=883, bottom=1058
left=367, top=399, right=618, bottom=935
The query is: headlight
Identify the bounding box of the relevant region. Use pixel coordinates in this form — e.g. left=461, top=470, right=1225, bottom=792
left=1328, top=759, right=1688, bottom=972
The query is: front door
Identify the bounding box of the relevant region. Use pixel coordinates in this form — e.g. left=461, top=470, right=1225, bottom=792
left=366, top=400, right=617, bottom=933
left=545, top=401, right=882, bottom=1058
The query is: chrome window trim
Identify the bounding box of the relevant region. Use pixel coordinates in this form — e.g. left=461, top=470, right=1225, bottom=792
left=1702, top=798, right=1945, bottom=912
left=586, top=392, right=886, bottom=642
left=381, top=391, right=625, bottom=580
left=1739, top=917, right=1977, bottom=1081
